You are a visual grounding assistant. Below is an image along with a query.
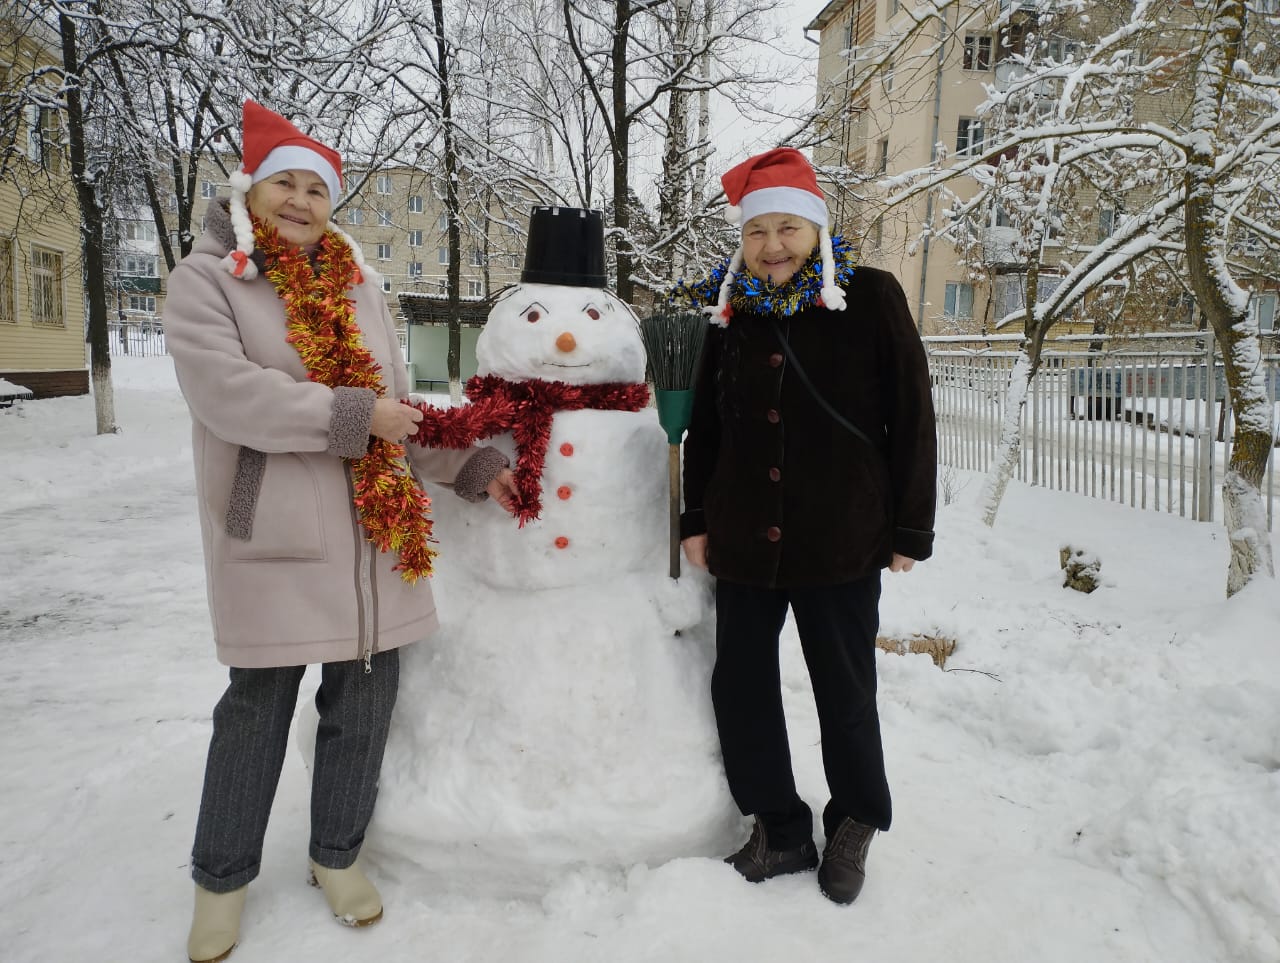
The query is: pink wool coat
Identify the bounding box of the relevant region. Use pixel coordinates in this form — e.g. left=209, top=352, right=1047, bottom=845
left=166, top=200, right=499, bottom=669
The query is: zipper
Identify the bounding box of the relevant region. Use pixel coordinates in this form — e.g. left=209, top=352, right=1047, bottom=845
left=346, top=465, right=376, bottom=672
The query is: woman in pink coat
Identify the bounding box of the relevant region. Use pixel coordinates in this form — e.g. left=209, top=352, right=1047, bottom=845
left=165, top=101, right=515, bottom=963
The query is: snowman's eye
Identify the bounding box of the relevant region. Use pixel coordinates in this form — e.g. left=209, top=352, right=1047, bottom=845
left=586, top=307, right=601, bottom=320
left=526, top=309, right=541, bottom=323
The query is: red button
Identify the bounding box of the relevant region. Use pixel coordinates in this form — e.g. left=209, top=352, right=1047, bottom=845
left=766, top=409, right=780, bottom=424
left=557, top=485, right=572, bottom=500
left=560, top=443, right=574, bottom=457
left=766, top=526, right=782, bottom=542
left=768, top=468, right=781, bottom=482
left=768, top=353, right=783, bottom=368
left=554, top=536, right=569, bottom=549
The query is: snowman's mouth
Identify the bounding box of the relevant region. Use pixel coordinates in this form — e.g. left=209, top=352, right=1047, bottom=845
left=543, top=361, right=591, bottom=368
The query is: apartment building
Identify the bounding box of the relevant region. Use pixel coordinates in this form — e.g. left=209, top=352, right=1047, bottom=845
left=162, top=158, right=526, bottom=323
left=804, top=0, right=1277, bottom=339
left=1, top=17, right=87, bottom=398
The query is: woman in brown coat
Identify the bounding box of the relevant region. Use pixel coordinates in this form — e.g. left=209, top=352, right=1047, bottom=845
left=679, top=148, right=936, bottom=905
left=166, top=101, right=515, bottom=962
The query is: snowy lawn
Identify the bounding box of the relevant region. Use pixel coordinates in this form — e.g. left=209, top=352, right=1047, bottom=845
left=1, top=356, right=1277, bottom=962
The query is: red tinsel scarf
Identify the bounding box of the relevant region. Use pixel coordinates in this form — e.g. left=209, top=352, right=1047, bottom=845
left=255, top=219, right=438, bottom=582
left=410, top=375, right=650, bottom=526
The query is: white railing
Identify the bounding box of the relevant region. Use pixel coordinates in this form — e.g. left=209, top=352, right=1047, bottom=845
left=926, top=333, right=1280, bottom=529
left=108, top=317, right=167, bottom=357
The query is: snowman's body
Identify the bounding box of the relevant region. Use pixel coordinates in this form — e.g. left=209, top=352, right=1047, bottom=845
left=360, top=281, right=737, bottom=885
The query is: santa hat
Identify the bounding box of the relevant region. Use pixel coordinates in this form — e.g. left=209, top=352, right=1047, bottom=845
left=222, top=100, right=375, bottom=285
left=711, top=147, right=845, bottom=323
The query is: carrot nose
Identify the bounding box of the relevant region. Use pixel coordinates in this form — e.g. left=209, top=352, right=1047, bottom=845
left=556, top=332, right=577, bottom=353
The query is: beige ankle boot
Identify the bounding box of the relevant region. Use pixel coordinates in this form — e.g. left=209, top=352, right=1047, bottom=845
left=187, top=884, right=246, bottom=963
left=308, top=859, right=383, bottom=926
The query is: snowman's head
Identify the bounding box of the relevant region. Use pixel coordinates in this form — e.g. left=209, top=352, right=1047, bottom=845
left=476, top=282, right=646, bottom=385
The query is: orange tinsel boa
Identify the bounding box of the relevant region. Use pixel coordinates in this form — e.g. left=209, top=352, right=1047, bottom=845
left=255, top=219, right=437, bottom=581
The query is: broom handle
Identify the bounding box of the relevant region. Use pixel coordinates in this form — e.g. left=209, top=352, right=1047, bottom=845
left=668, top=443, right=681, bottom=579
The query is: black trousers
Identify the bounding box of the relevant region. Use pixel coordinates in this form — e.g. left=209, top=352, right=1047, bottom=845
left=712, top=574, right=890, bottom=848
left=190, top=650, right=399, bottom=892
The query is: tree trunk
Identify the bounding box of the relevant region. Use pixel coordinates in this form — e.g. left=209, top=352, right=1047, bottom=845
left=432, top=0, right=463, bottom=404
left=980, top=347, right=1033, bottom=527
left=611, top=0, right=633, bottom=303
left=1182, top=0, right=1273, bottom=595
left=59, top=8, right=116, bottom=434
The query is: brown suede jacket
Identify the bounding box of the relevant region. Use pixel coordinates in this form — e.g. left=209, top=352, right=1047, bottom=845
left=680, top=265, right=937, bottom=588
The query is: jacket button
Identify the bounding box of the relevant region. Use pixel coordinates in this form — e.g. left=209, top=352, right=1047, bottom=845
left=768, top=467, right=781, bottom=482
left=766, top=408, right=780, bottom=424
left=768, top=352, right=783, bottom=368
left=559, top=442, right=574, bottom=456
left=766, top=526, right=782, bottom=542
left=557, top=485, right=572, bottom=500
left=554, top=536, right=569, bottom=549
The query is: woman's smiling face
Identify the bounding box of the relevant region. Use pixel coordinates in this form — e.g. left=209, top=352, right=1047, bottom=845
left=246, top=169, right=333, bottom=248
left=741, top=213, right=820, bottom=286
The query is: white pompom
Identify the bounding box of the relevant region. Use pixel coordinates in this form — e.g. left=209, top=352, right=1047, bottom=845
left=820, top=284, right=846, bottom=311
left=724, top=204, right=742, bottom=225
left=228, top=169, right=253, bottom=193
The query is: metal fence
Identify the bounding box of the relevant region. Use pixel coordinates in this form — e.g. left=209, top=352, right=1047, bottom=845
left=108, top=318, right=167, bottom=357
left=926, top=333, right=1280, bottom=529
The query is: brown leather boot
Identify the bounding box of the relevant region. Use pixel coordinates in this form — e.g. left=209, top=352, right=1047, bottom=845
left=818, top=817, right=876, bottom=904
left=724, top=817, right=819, bottom=883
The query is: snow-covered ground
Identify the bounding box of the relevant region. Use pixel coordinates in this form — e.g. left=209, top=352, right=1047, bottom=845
left=2, top=356, right=1277, bottom=963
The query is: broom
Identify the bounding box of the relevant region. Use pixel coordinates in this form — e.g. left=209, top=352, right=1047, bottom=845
left=639, top=309, right=708, bottom=578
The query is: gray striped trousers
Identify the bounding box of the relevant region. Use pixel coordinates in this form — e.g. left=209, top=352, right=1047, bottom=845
left=190, top=649, right=399, bottom=893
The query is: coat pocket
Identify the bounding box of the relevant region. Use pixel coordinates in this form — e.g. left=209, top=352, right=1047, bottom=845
left=227, top=452, right=327, bottom=562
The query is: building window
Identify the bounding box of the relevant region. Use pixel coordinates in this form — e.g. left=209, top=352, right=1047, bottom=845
left=120, top=254, right=158, bottom=277
left=1044, top=37, right=1082, bottom=63
left=877, top=138, right=889, bottom=174
left=956, top=118, right=986, bottom=156
left=120, top=254, right=159, bottom=277
left=1098, top=206, right=1118, bottom=243
left=30, top=245, right=65, bottom=326
left=408, top=230, right=423, bottom=247
left=377, top=209, right=393, bottom=227
left=347, top=207, right=364, bottom=226
left=0, top=237, right=13, bottom=322
left=963, top=34, right=993, bottom=71
left=468, top=280, right=484, bottom=297
left=469, top=248, right=484, bottom=267
left=200, top=180, right=217, bottom=199
left=871, top=217, right=884, bottom=251
left=127, top=295, right=157, bottom=313
left=883, top=58, right=894, bottom=93
left=993, top=275, right=1025, bottom=321
left=888, top=0, right=898, bottom=15
left=407, top=261, right=423, bottom=278
left=408, top=195, right=424, bottom=214
left=1249, top=292, right=1277, bottom=333
left=438, top=247, right=449, bottom=265
left=382, top=278, right=392, bottom=293
left=943, top=281, right=975, bottom=319
left=377, top=173, right=393, bottom=195
left=122, top=221, right=158, bottom=243
left=438, top=213, right=449, bottom=231
left=995, top=204, right=1014, bottom=228
left=25, top=104, right=63, bottom=172
left=376, top=243, right=392, bottom=261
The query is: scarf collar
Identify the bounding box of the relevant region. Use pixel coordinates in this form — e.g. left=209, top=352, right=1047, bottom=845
left=673, top=234, right=858, bottom=320
left=409, top=375, right=649, bottom=526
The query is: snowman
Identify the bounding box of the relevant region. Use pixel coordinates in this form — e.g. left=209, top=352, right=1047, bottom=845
left=360, top=207, right=738, bottom=889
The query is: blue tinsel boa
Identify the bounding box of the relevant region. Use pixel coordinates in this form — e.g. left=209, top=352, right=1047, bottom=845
left=670, top=234, right=858, bottom=319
